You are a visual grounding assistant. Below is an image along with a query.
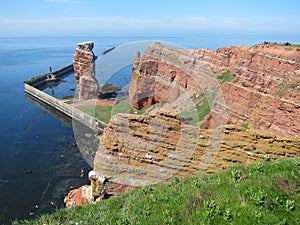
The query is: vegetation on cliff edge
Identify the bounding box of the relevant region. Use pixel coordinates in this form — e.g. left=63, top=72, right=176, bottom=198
left=217, top=70, right=234, bottom=83
left=79, top=98, right=151, bottom=124
left=15, top=157, right=300, bottom=225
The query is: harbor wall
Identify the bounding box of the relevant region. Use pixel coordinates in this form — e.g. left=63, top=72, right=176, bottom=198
left=25, top=64, right=74, bottom=88
left=24, top=83, right=106, bottom=131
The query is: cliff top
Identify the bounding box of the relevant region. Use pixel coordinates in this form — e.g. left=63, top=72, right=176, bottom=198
left=146, top=41, right=300, bottom=60
left=250, top=43, right=300, bottom=61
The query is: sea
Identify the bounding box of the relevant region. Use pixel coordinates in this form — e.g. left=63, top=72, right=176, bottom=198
left=0, top=34, right=299, bottom=224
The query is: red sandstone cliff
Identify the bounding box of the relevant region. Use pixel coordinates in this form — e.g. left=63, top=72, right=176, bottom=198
left=96, top=112, right=300, bottom=175
left=86, top=112, right=300, bottom=203
left=67, top=111, right=300, bottom=206
left=130, top=43, right=300, bottom=138
left=73, top=42, right=99, bottom=100
left=66, top=42, right=300, bottom=207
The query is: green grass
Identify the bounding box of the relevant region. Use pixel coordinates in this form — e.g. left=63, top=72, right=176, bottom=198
left=197, top=98, right=211, bottom=121
left=179, top=86, right=220, bottom=126
left=196, top=87, right=218, bottom=121
left=178, top=72, right=230, bottom=127
left=112, top=98, right=134, bottom=114
left=79, top=98, right=150, bottom=124
left=217, top=70, right=234, bottom=83
left=112, top=98, right=148, bottom=115
left=15, top=157, right=300, bottom=225
left=80, top=105, right=112, bottom=124
left=241, top=122, right=250, bottom=129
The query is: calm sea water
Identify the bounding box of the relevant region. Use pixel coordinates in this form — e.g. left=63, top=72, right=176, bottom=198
left=0, top=34, right=298, bottom=224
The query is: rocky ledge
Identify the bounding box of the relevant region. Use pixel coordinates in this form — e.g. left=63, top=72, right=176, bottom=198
left=96, top=112, right=300, bottom=175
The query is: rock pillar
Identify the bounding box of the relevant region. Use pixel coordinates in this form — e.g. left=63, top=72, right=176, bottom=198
left=73, top=41, right=99, bottom=100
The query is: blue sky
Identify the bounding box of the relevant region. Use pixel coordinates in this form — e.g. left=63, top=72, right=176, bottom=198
left=1, top=0, right=300, bottom=36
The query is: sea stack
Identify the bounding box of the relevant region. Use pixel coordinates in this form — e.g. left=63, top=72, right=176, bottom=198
left=73, top=41, right=99, bottom=100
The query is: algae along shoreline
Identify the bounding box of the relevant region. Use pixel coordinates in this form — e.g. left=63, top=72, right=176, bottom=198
left=14, top=157, right=300, bottom=225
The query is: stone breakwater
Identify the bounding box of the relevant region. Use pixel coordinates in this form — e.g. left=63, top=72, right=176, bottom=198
left=130, top=42, right=300, bottom=138
left=74, top=41, right=99, bottom=100
left=24, top=83, right=105, bottom=132
left=25, top=63, right=74, bottom=89
left=24, top=61, right=106, bottom=131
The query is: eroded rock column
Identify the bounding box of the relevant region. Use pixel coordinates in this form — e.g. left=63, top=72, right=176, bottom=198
left=73, top=41, right=99, bottom=100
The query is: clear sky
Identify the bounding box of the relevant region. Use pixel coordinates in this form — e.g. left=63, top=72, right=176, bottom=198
left=1, top=0, right=300, bottom=37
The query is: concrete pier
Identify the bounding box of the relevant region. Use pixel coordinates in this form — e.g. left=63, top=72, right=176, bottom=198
left=24, top=65, right=106, bottom=132
left=25, top=64, right=74, bottom=89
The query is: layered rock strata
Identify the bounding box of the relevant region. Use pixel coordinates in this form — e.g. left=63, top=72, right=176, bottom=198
left=130, top=43, right=300, bottom=138
left=73, top=42, right=99, bottom=100
left=66, top=42, right=300, bottom=207
left=95, top=112, right=300, bottom=175
left=67, top=111, right=300, bottom=206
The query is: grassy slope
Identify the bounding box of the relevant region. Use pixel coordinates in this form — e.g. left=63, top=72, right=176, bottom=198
left=79, top=98, right=149, bottom=124
left=80, top=105, right=112, bottom=124
left=16, top=157, right=300, bottom=225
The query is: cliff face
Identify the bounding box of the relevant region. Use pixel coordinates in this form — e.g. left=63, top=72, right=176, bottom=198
left=130, top=43, right=300, bottom=138
left=67, top=42, right=300, bottom=207
left=73, top=42, right=99, bottom=100
left=91, top=112, right=300, bottom=190
left=68, top=109, right=300, bottom=206
left=130, top=43, right=217, bottom=110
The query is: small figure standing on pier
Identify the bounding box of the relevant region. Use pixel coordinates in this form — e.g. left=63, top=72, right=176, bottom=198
left=49, top=66, right=52, bottom=73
